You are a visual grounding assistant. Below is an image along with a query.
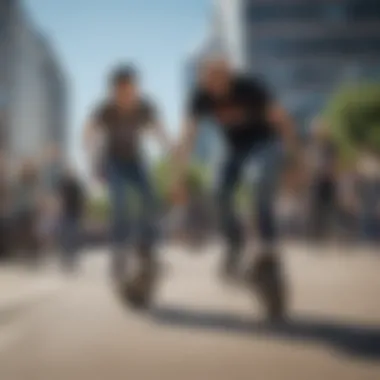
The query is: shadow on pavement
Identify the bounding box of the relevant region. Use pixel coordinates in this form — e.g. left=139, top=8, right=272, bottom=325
left=149, top=305, right=380, bottom=361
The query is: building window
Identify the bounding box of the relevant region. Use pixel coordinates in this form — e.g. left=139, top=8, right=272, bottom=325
left=247, top=0, right=380, bottom=23
left=348, top=0, right=380, bottom=20
left=254, top=37, right=380, bottom=57
left=325, top=4, right=346, bottom=22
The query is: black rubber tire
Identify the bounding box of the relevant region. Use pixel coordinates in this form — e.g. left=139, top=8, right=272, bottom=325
left=117, top=264, right=158, bottom=310
left=248, top=255, right=288, bottom=321
left=123, top=284, right=151, bottom=309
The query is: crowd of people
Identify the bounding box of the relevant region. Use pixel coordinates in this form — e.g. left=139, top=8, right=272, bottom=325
left=0, top=146, right=86, bottom=272
left=276, top=119, right=380, bottom=246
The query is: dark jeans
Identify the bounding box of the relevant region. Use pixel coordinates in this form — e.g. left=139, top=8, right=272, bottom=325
left=60, top=214, right=82, bottom=272
left=309, top=179, right=337, bottom=242
left=359, top=180, right=380, bottom=243
left=106, top=158, right=156, bottom=258
left=12, top=210, right=41, bottom=264
left=0, top=215, right=11, bottom=260
left=217, top=140, right=284, bottom=251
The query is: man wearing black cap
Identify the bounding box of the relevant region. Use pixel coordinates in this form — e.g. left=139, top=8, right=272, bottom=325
left=84, top=65, right=170, bottom=306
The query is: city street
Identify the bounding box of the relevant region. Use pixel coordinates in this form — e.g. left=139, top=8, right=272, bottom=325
left=0, top=244, right=380, bottom=380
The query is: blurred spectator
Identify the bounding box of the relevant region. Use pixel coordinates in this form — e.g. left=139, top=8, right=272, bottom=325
left=356, top=149, right=380, bottom=244
left=57, top=166, right=86, bottom=273
left=38, top=144, right=64, bottom=254
left=182, top=176, right=212, bottom=249
left=308, top=118, right=340, bottom=243
left=0, top=152, right=11, bottom=261
left=336, top=169, right=361, bottom=243
left=277, top=155, right=309, bottom=239
left=38, top=193, right=61, bottom=254
left=41, top=143, right=63, bottom=192
left=277, top=192, right=307, bottom=240
left=11, top=160, right=42, bottom=265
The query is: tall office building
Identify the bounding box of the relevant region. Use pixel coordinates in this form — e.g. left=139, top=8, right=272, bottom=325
left=0, top=0, right=68, bottom=164
left=39, top=35, right=68, bottom=148
left=0, top=0, right=13, bottom=149
left=214, top=0, right=380, bottom=126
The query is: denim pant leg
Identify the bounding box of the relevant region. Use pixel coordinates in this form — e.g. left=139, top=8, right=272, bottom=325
left=129, top=163, right=157, bottom=253
left=106, top=160, right=131, bottom=278
left=254, top=142, right=284, bottom=245
left=107, top=161, right=129, bottom=249
left=217, top=153, right=245, bottom=250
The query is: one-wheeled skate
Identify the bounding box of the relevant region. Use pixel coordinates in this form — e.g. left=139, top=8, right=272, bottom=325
left=113, top=247, right=159, bottom=310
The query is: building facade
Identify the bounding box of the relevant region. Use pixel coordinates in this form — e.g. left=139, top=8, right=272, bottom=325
left=215, top=0, right=380, bottom=127
left=0, top=0, right=13, bottom=149
left=0, top=0, right=68, bottom=164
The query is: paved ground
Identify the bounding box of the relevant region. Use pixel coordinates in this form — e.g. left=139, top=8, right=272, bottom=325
left=0, top=244, right=380, bottom=380
left=0, top=265, right=63, bottom=323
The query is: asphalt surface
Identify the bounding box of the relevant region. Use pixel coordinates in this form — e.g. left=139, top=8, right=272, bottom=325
left=0, top=243, right=379, bottom=380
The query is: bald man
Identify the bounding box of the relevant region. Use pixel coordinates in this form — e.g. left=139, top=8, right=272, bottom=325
left=175, top=57, right=298, bottom=318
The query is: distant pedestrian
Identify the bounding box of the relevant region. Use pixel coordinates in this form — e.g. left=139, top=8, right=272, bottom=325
left=58, top=167, right=86, bottom=273
left=356, top=150, right=380, bottom=245
left=0, top=152, right=11, bottom=261
left=308, top=118, right=339, bottom=243
left=11, top=160, right=41, bottom=266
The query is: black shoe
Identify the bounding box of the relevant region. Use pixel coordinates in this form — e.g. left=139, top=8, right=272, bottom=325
left=247, top=252, right=287, bottom=321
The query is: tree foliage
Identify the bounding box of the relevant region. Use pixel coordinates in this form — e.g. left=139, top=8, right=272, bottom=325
left=152, top=158, right=209, bottom=201
left=323, top=82, right=380, bottom=163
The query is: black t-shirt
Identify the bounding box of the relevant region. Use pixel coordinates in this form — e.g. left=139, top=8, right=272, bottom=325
left=93, top=98, right=157, bottom=161
left=188, top=75, right=276, bottom=152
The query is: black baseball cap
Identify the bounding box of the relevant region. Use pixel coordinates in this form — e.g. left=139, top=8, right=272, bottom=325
left=109, top=64, right=138, bottom=86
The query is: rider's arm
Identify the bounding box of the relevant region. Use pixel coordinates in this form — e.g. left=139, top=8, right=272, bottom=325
left=249, top=77, right=298, bottom=151
left=149, top=121, right=172, bottom=154
left=82, top=107, right=105, bottom=180
left=82, top=117, right=100, bottom=153
left=143, top=100, right=172, bottom=153
left=82, top=102, right=108, bottom=155
left=267, top=102, right=298, bottom=152
left=173, top=89, right=207, bottom=184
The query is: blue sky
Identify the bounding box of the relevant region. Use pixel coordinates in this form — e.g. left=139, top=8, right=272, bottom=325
left=25, top=0, right=211, bottom=155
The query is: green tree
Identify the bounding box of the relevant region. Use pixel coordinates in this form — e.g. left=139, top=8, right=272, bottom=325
left=323, top=82, right=380, bottom=164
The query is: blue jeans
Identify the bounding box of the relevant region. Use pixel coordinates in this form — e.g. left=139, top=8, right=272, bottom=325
left=217, top=140, right=284, bottom=250
left=106, top=159, right=156, bottom=252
